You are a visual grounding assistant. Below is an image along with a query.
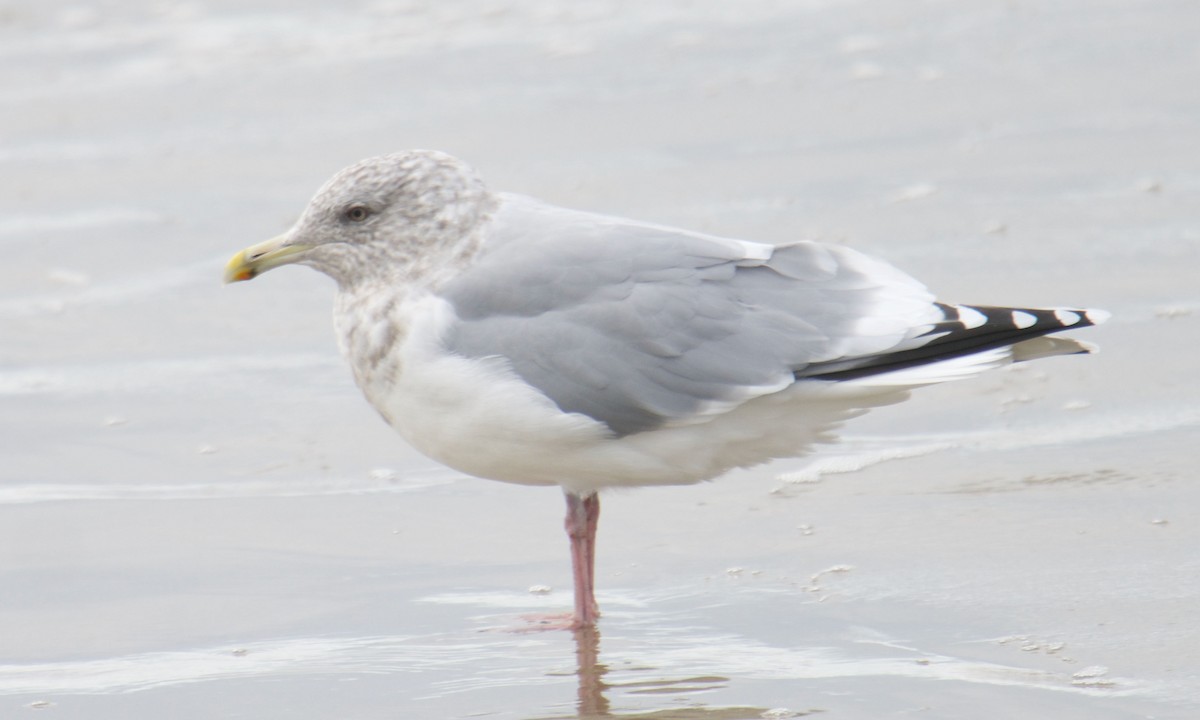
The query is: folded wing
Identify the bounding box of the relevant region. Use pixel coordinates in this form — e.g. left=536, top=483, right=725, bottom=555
left=440, top=195, right=1102, bottom=436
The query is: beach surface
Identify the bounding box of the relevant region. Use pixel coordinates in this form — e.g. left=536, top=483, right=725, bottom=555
left=1, top=1, right=1198, bottom=717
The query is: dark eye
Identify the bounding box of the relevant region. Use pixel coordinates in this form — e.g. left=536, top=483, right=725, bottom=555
left=343, top=204, right=371, bottom=222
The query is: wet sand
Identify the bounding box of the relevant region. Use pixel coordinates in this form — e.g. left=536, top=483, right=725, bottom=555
left=2, top=1, right=1198, bottom=718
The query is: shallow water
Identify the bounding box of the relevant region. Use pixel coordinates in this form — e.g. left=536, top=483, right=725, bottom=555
left=2, top=0, right=1199, bottom=717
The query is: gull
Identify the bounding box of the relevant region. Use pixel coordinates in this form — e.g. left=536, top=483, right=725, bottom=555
left=224, top=150, right=1106, bottom=629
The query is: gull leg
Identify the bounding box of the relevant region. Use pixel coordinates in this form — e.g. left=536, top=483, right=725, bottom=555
left=565, top=490, right=601, bottom=627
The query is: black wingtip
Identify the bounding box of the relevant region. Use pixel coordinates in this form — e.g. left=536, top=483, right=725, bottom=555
left=803, top=303, right=1107, bottom=382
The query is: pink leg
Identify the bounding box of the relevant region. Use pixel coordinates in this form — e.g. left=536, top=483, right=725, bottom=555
left=565, top=491, right=601, bottom=627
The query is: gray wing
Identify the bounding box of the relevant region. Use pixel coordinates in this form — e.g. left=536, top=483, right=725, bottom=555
left=439, top=195, right=939, bottom=436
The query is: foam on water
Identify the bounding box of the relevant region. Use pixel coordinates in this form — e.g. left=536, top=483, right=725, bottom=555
left=777, top=406, right=1200, bottom=486
left=0, top=352, right=339, bottom=395
left=0, top=624, right=1161, bottom=702
left=0, top=208, right=163, bottom=238
left=0, top=470, right=456, bottom=505
left=0, top=259, right=226, bottom=319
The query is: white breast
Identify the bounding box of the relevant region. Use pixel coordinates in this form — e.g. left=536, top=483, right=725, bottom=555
left=337, top=290, right=630, bottom=488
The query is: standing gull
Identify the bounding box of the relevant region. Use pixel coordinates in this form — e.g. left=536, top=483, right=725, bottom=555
left=225, top=150, right=1106, bottom=629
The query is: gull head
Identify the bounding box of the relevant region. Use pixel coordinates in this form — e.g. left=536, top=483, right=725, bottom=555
left=225, top=150, right=494, bottom=287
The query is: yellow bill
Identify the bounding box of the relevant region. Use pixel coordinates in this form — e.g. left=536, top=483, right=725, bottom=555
left=223, top=236, right=312, bottom=283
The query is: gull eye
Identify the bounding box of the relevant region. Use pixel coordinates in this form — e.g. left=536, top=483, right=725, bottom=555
left=343, top=204, right=371, bottom=222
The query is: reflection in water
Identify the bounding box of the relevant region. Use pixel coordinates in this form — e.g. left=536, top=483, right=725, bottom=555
left=539, top=626, right=777, bottom=720
left=574, top=626, right=610, bottom=718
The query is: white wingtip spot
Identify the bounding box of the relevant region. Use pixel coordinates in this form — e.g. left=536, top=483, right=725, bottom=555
left=1053, top=309, right=1082, bottom=326
left=738, top=240, right=775, bottom=262
left=1012, top=311, right=1038, bottom=329
left=1085, top=308, right=1111, bottom=325
left=957, top=305, right=988, bottom=329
